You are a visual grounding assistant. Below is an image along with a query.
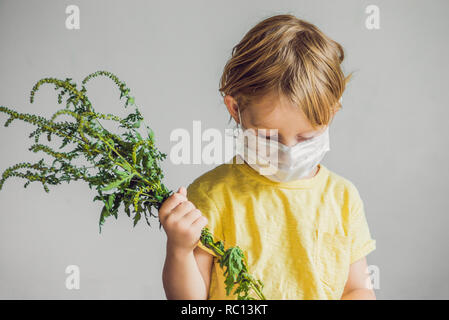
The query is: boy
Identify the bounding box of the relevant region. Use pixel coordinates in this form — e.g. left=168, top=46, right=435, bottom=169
left=160, top=14, right=376, bottom=300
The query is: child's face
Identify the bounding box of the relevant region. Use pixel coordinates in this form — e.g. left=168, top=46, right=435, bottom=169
left=225, top=91, right=336, bottom=147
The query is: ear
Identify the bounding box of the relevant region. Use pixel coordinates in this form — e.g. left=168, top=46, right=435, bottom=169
left=332, top=98, right=342, bottom=117
left=333, top=106, right=340, bottom=116
left=224, top=95, right=240, bottom=124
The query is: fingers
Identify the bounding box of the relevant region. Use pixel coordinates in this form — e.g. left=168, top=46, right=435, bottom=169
left=178, top=186, right=187, bottom=197
left=169, top=200, right=196, bottom=221
left=158, top=188, right=187, bottom=224
left=191, top=213, right=208, bottom=233
left=158, top=186, right=208, bottom=237
left=182, top=208, right=206, bottom=226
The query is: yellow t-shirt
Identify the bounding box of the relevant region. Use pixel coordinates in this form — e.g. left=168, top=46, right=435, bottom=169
left=187, top=155, right=375, bottom=300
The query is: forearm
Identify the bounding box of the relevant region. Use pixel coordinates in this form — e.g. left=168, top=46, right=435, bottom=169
left=341, top=288, right=376, bottom=300
left=162, top=243, right=207, bottom=300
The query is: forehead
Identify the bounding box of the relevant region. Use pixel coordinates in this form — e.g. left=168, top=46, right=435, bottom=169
left=247, top=92, right=317, bottom=133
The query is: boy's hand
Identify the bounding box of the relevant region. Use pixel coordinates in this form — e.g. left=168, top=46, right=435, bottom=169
left=158, top=186, right=208, bottom=254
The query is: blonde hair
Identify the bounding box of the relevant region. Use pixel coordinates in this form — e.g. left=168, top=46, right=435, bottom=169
left=219, top=14, right=352, bottom=129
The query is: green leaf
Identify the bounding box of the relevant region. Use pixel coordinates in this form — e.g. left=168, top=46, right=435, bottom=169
left=107, top=193, right=115, bottom=211
left=122, top=162, right=133, bottom=173
left=132, top=120, right=141, bottom=128
left=147, top=126, right=154, bottom=140
left=124, top=203, right=131, bottom=217
left=101, top=172, right=136, bottom=191
left=99, top=205, right=111, bottom=231
left=145, top=158, right=153, bottom=170
left=136, top=149, right=144, bottom=167
left=133, top=212, right=141, bottom=227
left=114, top=170, right=128, bottom=178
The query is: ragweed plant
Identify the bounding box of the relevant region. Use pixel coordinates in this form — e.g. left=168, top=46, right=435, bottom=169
left=0, top=71, right=265, bottom=300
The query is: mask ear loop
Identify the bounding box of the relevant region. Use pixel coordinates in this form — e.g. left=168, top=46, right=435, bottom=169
left=232, top=104, right=243, bottom=138
left=237, top=105, right=243, bottom=128
left=233, top=104, right=246, bottom=164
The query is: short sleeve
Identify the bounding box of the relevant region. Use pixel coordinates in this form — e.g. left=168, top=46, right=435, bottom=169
left=349, top=188, right=376, bottom=264
left=186, top=182, right=223, bottom=258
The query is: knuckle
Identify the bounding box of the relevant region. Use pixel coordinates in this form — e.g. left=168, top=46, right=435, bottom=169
left=176, top=220, right=189, bottom=232
left=184, top=201, right=195, bottom=211
left=179, top=224, right=192, bottom=236
left=194, top=210, right=203, bottom=219
left=165, top=214, right=176, bottom=227
left=188, top=200, right=196, bottom=208
left=157, top=209, right=166, bottom=219
left=171, top=218, right=182, bottom=229
left=188, top=227, right=199, bottom=238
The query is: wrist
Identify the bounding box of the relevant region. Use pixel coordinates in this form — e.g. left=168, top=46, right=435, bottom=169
left=166, top=241, right=193, bottom=258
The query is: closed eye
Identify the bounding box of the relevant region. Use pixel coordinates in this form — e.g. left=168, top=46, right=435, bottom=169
left=298, top=135, right=313, bottom=141
left=260, top=134, right=313, bottom=144
left=258, top=133, right=278, bottom=141
left=255, top=128, right=316, bottom=143
left=256, top=129, right=278, bottom=140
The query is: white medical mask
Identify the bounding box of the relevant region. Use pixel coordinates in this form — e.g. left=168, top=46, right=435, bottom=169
left=234, top=106, right=330, bottom=182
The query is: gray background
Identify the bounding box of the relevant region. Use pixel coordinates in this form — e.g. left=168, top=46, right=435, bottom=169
left=0, top=0, right=448, bottom=299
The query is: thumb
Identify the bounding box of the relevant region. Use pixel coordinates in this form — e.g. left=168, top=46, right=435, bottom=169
left=178, top=186, right=187, bottom=197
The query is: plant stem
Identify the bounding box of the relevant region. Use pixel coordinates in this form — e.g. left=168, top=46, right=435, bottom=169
left=201, top=235, right=266, bottom=300
left=249, top=279, right=266, bottom=300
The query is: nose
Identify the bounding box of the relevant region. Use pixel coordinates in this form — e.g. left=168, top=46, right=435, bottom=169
left=278, top=136, right=301, bottom=148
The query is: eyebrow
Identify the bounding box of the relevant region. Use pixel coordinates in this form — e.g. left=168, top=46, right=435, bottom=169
left=298, top=131, right=317, bottom=139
